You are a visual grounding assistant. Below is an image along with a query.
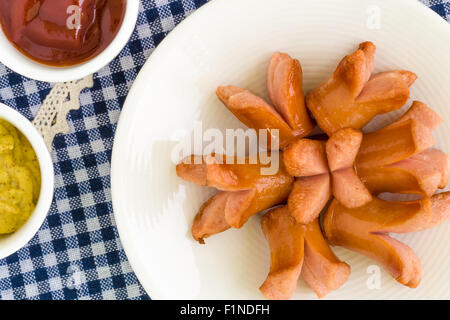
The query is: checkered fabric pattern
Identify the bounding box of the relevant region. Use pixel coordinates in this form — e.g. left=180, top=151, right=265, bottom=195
left=0, top=0, right=446, bottom=300
left=420, top=0, right=450, bottom=22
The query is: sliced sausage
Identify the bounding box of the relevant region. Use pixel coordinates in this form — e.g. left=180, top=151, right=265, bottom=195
left=260, top=206, right=305, bottom=300
left=301, top=218, right=351, bottom=298
left=357, top=119, right=435, bottom=169
left=306, top=41, right=416, bottom=135
left=326, top=128, right=362, bottom=171
left=355, top=71, right=417, bottom=109
left=267, top=52, right=315, bottom=136
left=287, top=173, right=331, bottom=224
left=192, top=192, right=231, bottom=243
left=177, top=153, right=291, bottom=192
left=217, top=86, right=296, bottom=149
left=331, top=168, right=372, bottom=208
left=283, top=139, right=328, bottom=177
left=187, top=153, right=295, bottom=242
left=323, top=193, right=450, bottom=288
left=412, top=149, right=449, bottom=188
left=357, top=149, right=448, bottom=197
left=388, top=101, right=442, bottom=131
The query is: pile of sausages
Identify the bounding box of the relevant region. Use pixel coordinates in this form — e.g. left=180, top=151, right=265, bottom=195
left=176, top=42, right=450, bottom=299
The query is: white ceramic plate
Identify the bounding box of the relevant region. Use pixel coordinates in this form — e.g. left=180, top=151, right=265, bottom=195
left=111, top=0, right=450, bottom=299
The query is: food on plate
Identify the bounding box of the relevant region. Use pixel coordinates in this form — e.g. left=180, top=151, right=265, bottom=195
left=267, top=52, right=315, bottom=136
left=301, top=216, right=351, bottom=298
left=175, top=42, right=450, bottom=299
left=326, top=128, right=372, bottom=208
left=282, top=139, right=328, bottom=177
left=356, top=102, right=448, bottom=196
left=386, top=101, right=442, bottom=131
left=259, top=206, right=305, bottom=300
left=217, top=52, right=314, bottom=149
left=283, top=139, right=330, bottom=224
left=286, top=99, right=447, bottom=222
left=357, top=120, right=434, bottom=169
left=0, top=0, right=126, bottom=66
left=0, top=119, right=41, bottom=234
left=358, top=148, right=449, bottom=197
left=323, top=193, right=450, bottom=288
left=217, top=86, right=296, bottom=149
left=176, top=153, right=294, bottom=243
left=306, top=41, right=417, bottom=135
left=260, top=206, right=350, bottom=300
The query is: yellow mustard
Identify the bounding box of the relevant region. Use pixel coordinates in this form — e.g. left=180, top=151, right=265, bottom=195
left=0, top=119, right=41, bottom=234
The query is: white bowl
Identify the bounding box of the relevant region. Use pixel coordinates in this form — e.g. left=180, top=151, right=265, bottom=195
left=0, top=0, right=139, bottom=83
left=0, top=103, right=54, bottom=259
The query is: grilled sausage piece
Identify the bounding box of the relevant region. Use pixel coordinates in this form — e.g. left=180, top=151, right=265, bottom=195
left=287, top=173, right=331, bottom=225
left=323, top=192, right=450, bottom=288
left=283, top=139, right=328, bottom=177
left=331, top=168, right=372, bottom=208
left=260, top=206, right=305, bottom=300
left=326, top=128, right=372, bottom=208
left=178, top=153, right=294, bottom=243
left=306, top=41, right=417, bottom=135
left=358, top=149, right=449, bottom=197
left=356, top=119, right=435, bottom=169
left=267, top=52, right=315, bottom=136
left=217, top=86, right=296, bottom=149
left=260, top=206, right=350, bottom=300
left=386, top=101, right=442, bottom=131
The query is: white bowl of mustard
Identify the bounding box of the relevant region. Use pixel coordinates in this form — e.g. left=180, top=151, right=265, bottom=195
left=0, top=103, right=54, bottom=259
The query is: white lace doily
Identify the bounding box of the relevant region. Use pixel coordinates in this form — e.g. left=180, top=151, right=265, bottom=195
left=32, top=75, right=94, bottom=151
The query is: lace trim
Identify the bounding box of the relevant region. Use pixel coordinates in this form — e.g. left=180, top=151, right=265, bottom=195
left=32, top=75, right=94, bottom=151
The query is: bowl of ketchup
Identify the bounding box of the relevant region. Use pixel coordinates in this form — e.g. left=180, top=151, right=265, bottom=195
left=0, top=0, right=139, bottom=82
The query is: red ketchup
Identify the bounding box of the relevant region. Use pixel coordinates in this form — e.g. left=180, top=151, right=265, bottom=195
left=0, top=0, right=126, bottom=67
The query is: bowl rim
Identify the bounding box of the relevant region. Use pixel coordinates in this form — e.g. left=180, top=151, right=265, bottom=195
left=0, top=0, right=139, bottom=83
left=0, top=103, right=54, bottom=259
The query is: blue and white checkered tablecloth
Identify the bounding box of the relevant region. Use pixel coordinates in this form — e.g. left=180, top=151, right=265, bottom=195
left=0, top=0, right=447, bottom=300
